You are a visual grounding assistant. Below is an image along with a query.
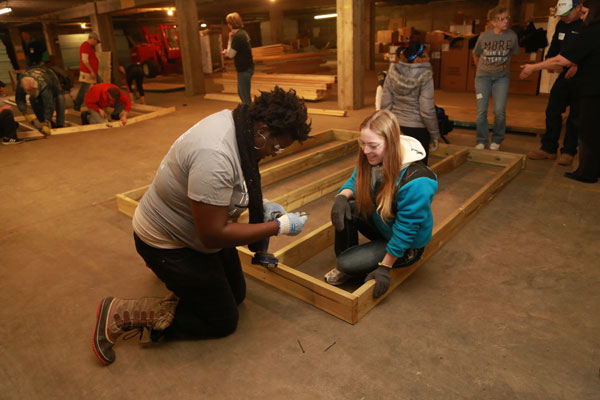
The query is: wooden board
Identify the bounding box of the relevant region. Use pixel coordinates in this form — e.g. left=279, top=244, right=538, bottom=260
left=115, top=132, right=525, bottom=324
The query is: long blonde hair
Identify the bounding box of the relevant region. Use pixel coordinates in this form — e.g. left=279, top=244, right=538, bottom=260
left=355, top=110, right=403, bottom=222
left=226, top=12, right=244, bottom=29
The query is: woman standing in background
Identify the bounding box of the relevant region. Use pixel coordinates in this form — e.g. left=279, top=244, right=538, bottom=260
left=472, top=6, right=519, bottom=151
left=223, top=12, right=254, bottom=104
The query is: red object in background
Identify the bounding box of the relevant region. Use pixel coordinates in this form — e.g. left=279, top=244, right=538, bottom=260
left=130, top=24, right=182, bottom=78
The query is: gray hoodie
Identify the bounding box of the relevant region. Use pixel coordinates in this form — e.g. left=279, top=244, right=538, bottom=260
left=381, top=62, right=440, bottom=141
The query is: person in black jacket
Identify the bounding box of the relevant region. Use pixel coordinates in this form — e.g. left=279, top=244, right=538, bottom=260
left=527, top=0, right=584, bottom=166
left=222, top=12, right=254, bottom=104
left=119, top=64, right=145, bottom=104
left=521, top=0, right=600, bottom=183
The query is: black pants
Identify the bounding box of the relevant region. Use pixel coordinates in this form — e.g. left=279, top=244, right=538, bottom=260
left=0, top=109, right=18, bottom=140
left=127, top=75, right=144, bottom=97
left=572, top=96, right=600, bottom=181
left=134, top=233, right=246, bottom=338
left=542, top=74, right=579, bottom=155
left=400, top=126, right=430, bottom=165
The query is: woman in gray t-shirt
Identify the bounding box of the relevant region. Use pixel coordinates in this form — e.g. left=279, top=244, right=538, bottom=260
left=472, top=6, right=519, bottom=151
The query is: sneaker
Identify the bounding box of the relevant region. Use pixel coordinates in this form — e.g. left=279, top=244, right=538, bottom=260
left=2, top=137, right=24, bottom=145
left=474, top=143, right=485, bottom=150
left=489, top=143, right=500, bottom=151
left=324, top=267, right=351, bottom=286
left=527, top=148, right=557, bottom=160
left=557, top=153, right=574, bottom=166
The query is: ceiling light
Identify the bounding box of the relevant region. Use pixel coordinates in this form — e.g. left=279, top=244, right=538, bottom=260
left=314, top=13, right=337, bottom=20
left=200, top=23, right=207, bottom=28
left=0, top=7, right=12, bottom=15
left=167, top=8, right=174, bottom=16
left=81, top=23, right=86, bottom=29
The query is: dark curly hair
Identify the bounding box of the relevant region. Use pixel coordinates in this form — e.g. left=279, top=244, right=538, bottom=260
left=248, top=86, right=311, bottom=142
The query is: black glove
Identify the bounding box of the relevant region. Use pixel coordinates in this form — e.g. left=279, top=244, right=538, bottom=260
left=331, top=195, right=351, bottom=231
left=365, top=266, right=391, bottom=298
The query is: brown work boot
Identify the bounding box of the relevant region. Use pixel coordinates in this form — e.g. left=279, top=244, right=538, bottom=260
left=527, top=148, right=557, bottom=160
left=92, top=293, right=179, bottom=365
left=557, top=153, right=574, bottom=166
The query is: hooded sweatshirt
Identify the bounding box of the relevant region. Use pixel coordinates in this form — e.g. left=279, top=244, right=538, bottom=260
left=339, top=136, right=438, bottom=258
left=381, top=62, right=440, bottom=141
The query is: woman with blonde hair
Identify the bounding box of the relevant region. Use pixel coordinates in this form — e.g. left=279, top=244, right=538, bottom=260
left=325, top=110, right=438, bottom=298
left=223, top=12, right=254, bottom=104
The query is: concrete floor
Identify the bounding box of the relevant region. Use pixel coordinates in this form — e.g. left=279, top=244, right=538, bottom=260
left=1, top=71, right=599, bottom=399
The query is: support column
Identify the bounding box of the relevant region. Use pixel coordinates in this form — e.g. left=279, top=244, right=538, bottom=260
left=42, top=22, right=64, bottom=68
left=8, top=28, right=27, bottom=70
left=363, top=0, right=374, bottom=71
left=336, top=0, right=364, bottom=110
left=175, top=0, right=205, bottom=96
left=90, top=13, right=121, bottom=84
left=269, top=4, right=283, bottom=45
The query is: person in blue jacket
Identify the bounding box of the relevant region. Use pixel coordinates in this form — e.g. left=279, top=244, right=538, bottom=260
left=324, top=110, right=438, bottom=298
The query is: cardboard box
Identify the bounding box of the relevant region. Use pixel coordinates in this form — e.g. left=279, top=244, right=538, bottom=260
left=377, top=30, right=398, bottom=44
left=440, top=37, right=469, bottom=91
left=388, top=18, right=406, bottom=31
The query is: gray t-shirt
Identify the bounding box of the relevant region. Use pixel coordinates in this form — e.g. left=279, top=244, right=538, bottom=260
left=133, top=109, right=249, bottom=253
left=473, top=29, right=519, bottom=77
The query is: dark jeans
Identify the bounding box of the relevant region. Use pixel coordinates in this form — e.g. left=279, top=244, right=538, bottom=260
left=400, top=126, right=430, bottom=165
left=0, top=109, right=19, bottom=140
left=237, top=68, right=254, bottom=105
left=30, top=93, right=66, bottom=127
left=134, top=233, right=246, bottom=338
left=541, top=74, right=579, bottom=155
left=334, top=204, right=424, bottom=276
left=572, top=96, right=600, bottom=181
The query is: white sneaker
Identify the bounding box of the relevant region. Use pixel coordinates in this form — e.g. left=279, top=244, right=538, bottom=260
left=489, top=143, right=500, bottom=151
left=324, top=267, right=351, bottom=286
left=475, top=143, right=485, bottom=150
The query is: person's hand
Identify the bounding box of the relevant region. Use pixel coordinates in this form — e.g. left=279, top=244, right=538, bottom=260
left=430, top=139, right=439, bottom=152
left=222, top=49, right=227, bottom=56
left=120, top=115, right=127, bottom=126
left=276, top=212, right=308, bottom=236
left=229, top=30, right=234, bottom=38
left=331, top=194, right=351, bottom=231
left=365, top=265, right=391, bottom=298
left=91, top=72, right=97, bottom=80
left=519, top=64, right=535, bottom=80
left=98, top=109, right=106, bottom=118
left=564, top=64, right=578, bottom=79
left=263, top=200, right=286, bottom=222
left=24, top=114, right=34, bottom=124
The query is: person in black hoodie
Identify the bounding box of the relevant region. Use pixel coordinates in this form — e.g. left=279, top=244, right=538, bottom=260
left=521, top=0, right=600, bottom=183
left=527, top=0, right=584, bottom=166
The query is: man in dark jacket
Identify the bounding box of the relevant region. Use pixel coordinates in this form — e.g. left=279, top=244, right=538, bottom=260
left=15, top=66, right=66, bottom=135
left=527, top=0, right=583, bottom=166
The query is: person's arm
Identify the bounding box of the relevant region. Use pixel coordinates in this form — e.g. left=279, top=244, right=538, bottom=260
left=380, top=71, right=394, bottom=111
left=519, top=54, right=573, bottom=79
left=15, top=86, right=28, bottom=115
left=81, top=52, right=95, bottom=78
left=85, top=88, right=100, bottom=112
left=189, top=200, right=279, bottom=249
left=472, top=54, right=480, bottom=69
left=386, top=178, right=437, bottom=258
left=0, top=105, right=12, bottom=112
left=223, top=31, right=238, bottom=58
left=418, top=73, right=440, bottom=141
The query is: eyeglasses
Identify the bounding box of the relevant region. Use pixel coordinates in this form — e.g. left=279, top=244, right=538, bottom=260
left=495, top=15, right=511, bottom=21
left=358, top=140, right=383, bottom=151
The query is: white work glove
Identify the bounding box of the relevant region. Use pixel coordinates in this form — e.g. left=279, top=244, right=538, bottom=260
left=276, top=212, right=308, bottom=236
left=430, top=139, right=439, bottom=152
left=263, top=200, right=286, bottom=222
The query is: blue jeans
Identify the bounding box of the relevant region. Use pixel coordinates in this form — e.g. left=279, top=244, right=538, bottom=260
left=30, top=93, right=66, bottom=127
left=335, top=203, right=424, bottom=276
left=237, top=68, right=253, bottom=105
left=475, top=75, right=510, bottom=145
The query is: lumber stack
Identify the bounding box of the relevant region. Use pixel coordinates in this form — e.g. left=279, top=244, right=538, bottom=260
left=224, top=44, right=330, bottom=74
left=214, top=71, right=336, bottom=101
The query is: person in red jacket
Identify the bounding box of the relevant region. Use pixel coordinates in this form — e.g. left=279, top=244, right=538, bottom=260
left=73, top=32, right=101, bottom=111
left=84, top=83, right=131, bottom=125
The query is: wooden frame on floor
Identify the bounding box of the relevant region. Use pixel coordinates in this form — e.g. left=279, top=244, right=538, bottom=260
left=115, top=129, right=526, bottom=324
left=7, top=100, right=176, bottom=136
